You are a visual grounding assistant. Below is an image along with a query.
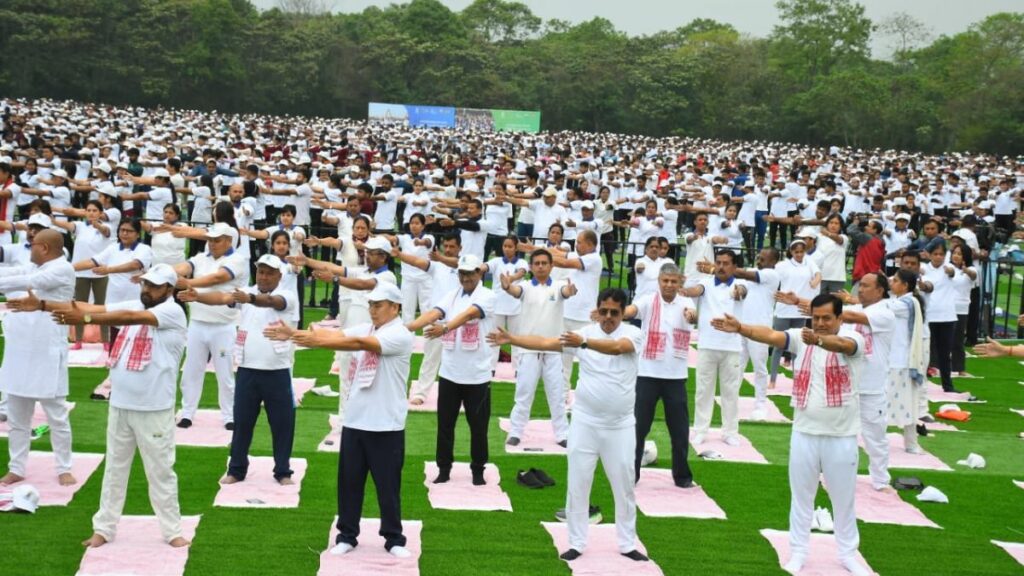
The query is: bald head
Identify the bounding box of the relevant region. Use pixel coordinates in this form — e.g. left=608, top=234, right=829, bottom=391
left=32, top=229, right=64, bottom=265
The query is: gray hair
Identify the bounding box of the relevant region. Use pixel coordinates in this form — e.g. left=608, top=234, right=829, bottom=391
left=659, top=262, right=682, bottom=277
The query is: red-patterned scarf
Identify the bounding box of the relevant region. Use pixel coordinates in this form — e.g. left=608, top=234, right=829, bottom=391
left=791, top=343, right=851, bottom=409
left=642, top=295, right=667, bottom=360
left=107, top=326, right=153, bottom=371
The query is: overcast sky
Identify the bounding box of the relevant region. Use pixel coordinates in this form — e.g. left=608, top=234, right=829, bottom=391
left=253, top=0, right=1019, bottom=57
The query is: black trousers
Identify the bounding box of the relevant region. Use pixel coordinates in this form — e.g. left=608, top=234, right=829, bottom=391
left=952, top=314, right=969, bottom=373
left=483, top=234, right=504, bottom=262
left=634, top=376, right=693, bottom=486
left=929, top=321, right=957, bottom=391
left=229, top=367, right=295, bottom=480
left=965, top=287, right=981, bottom=346
left=436, top=377, right=490, bottom=474
left=337, top=427, right=406, bottom=550
left=600, top=231, right=617, bottom=271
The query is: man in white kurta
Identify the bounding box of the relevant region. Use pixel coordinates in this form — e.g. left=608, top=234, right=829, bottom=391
left=712, top=294, right=869, bottom=576
left=490, top=288, right=649, bottom=563
left=0, top=229, right=76, bottom=486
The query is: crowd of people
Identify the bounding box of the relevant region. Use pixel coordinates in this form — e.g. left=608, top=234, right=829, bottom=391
left=0, top=97, right=1021, bottom=573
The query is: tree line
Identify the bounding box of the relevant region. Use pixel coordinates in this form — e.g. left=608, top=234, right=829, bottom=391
left=0, top=0, right=1021, bottom=154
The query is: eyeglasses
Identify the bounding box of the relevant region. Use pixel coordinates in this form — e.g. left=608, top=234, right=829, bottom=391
left=597, top=308, right=622, bottom=317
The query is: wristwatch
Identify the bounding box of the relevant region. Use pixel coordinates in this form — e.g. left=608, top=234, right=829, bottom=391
left=580, top=338, right=589, bottom=350
left=816, top=336, right=824, bottom=347
left=83, top=314, right=93, bottom=324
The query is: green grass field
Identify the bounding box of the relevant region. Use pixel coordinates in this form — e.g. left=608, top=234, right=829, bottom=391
left=1, top=307, right=1023, bottom=576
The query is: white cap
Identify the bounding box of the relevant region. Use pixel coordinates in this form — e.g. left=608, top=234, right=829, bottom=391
left=255, top=254, right=288, bottom=272
left=367, top=281, right=403, bottom=304
left=138, top=263, right=178, bottom=287
left=789, top=238, right=807, bottom=248
left=915, top=486, right=949, bottom=504
left=457, top=254, right=482, bottom=272
left=26, top=214, right=53, bottom=228
left=0, top=484, right=39, bottom=513
left=580, top=200, right=595, bottom=210
left=50, top=169, right=68, bottom=179
left=797, top=227, right=819, bottom=239
left=364, top=236, right=392, bottom=253
left=541, top=187, right=558, bottom=197
left=203, top=222, right=235, bottom=239
left=153, top=168, right=170, bottom=179
left=895, top=213, right=911, bottom=221
left=956, top=453, right=986, bottom=469
left=96, top=182, right=118, bottom=197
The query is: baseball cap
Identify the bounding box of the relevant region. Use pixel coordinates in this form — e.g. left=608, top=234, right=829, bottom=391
left=153, top=168, right=170, bottom=179
left=895, top=213, right=911, bottom=221
left=138, top=263, right=178, bottom=287
left=366, top=281, right=402, bottom=304
left=580, top=200, right=595, bottom=210
left=255, top=254, right=288, bottom=272
left=203, top=222, right=235, bottom=239
left=26, top=214, right=53, bottom=229
left=50, top=169, right=68, bottom=179
left=364, top=236, right=392, bottom=253
left=457, top=254, right=482, bottom=272
left=0, top=484, right=40, bottom=513
left=541, top=187, right=558, bottom=197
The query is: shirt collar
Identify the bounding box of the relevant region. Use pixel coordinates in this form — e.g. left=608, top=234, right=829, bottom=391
left=714, top=275, right=735, bottom=286
left=372, top=265, right=389, bottom=274
left=502, top=256, right=518, bottom=264
left=531, top=277, right=552, bottom=286
left=119, top=240, right=139, bottom=250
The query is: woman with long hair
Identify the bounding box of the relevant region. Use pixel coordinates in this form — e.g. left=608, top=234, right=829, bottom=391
left=51, top=200, right=114, bottom=348
left=949, top=242, right=978, bottom=376
left=770, top=238, right=821, bottom=385
left=887, top=269, right=927, bottom=452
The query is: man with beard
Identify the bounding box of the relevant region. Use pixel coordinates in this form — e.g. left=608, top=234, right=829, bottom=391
left=17, top=264, right=190, bottom=548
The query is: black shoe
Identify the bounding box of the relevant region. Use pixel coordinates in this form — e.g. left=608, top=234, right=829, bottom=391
left=89, top=393, right=108, bottom=401
left=433, top=468, right=451, bottom=484
left=676, top=479, right=695, bottom=489
left=517, top=469, right=543, bottom=489
left=472, top=470, right=486, bottom=486
left=555, top=505, right=602, bottom=523
left=177, top=418, right=193, bottom=429
left=916, top=424, right=929, bottom=437
left=530, top=468, right=555, bottom=487
left=506, top=436, right=521, bottom=446
left=560, top=549, right=582, bottom=561
left=943, top=386, right=962, bottom=394
left=622, top=550, right=650, bottom=562
left=224, top=422, right=235, bottom=431
left=557, top=439, right=568, bottom=448
left=919, top=414, right=936, bottom=423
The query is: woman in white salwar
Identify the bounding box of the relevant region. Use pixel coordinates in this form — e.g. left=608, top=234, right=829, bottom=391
left=886, top=269, right=927, bottom=453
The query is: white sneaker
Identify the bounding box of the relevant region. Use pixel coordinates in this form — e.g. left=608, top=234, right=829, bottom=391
left=810, top=509, right=821, bottom=532
left=906, top=445, right=923, bottom=455
left=723, top=435, right=741, bottom=447
left=750, top=408, right=767, bottom=421
left=692, top=433, right=706, bottom=445
left=389, top=545, right=411, bottom=558
left=330, top=542, right=354, bottom=556
left=816, top=507, right=834, bottom=533
left=840, top=556, right=870, bottom=576
left=783, top=553, right=806, bottom=574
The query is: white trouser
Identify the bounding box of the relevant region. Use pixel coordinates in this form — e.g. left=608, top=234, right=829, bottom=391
left=509, top=352, right=569, bottom=442
left=561, top=319, right=590, bottom=401
left=5, top=394, right=73, bottom=477
left=93, top=407, right=182, bottom=543
left=694, top=349, right=742, bottom=436
left=400, top=276, right=432, bottom=324
left=739, top=339, right=770, bottom=406
left=0, top=392, right=7, bottom=417
left=179, top=321, right=236, bottom=423
left=901, top=425, right=920, bottom=451
left=918, top=337, right=931, bottom=419
left=491, top=314, right=520, bottom=370
left=788, top=430, right=859, bottom=561
left=409, top=334, right=443, bottom=402
left=566, top=419, right=637, bottom=553
left=337, top=304, right=371, bottom=424
left=859, top=392, right=890, bottom=489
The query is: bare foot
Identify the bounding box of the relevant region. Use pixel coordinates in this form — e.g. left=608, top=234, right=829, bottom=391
left=219, top=475, right=241, bottom=485
left=877, top=486, right=897, bottom=495
left=277, top=477, right=295, bottom=486
left=0, top=472, right=25, bottom=485
left=409, top=398, right=424, bottom=406
left=768, top=380, right=777, bottom=390
left=58, top=472, right=77, bottom=486
left=82, top=533, right=107, bottom=548
left=169, top=537, right=191, bottom=548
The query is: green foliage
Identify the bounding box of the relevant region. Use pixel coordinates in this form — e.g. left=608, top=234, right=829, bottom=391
left=0, top=0, right=1020, bottom=153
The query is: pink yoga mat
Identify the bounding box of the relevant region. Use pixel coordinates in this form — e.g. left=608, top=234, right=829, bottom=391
left=926, top=383, right=976, bottom=403
left=992, top=541, right=1024, bottom=568
left=541, top=522, right=664, bottom=576
left=498, top=418, right=566, bottom=455
left=852, top=476, right=939, bottom=528
left=406, top=381, right=463, bottom=414
left=174, top=410, right=231, bottom=448
left=760, top=529, right=876, bottom=576
left=423, top=462, right=512, bottom=511
left=318, top=414, right=342, bottom=453
left=857, top=433, right=952, bottom=471
left=494, top=361, right=516, bottom=382
left=688, top=347, right=699, bottom=366
left=717, top=396, right=790, bottom=424
left=76, top=515, right=201, bottom=576
left=23, top=451, right=103, bottom=506
left=68, top=342, right=107, bottom=367
left=214, top=456, right=307, bottom=508
left=0, top=401, right=76, bottom=438
left=745, top=372, right=794, bottom=397
left=293, top=378, right=316, bottom=405
left=318, top=517, right=422, bottom=576
left=691, top=429, right=769, bottom=464
left=635, top=468, right=726, bottom=519
left=925, top=420, right=960, bottom=432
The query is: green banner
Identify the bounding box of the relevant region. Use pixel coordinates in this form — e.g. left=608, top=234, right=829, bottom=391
left=490, top=109, right=541, bottom=133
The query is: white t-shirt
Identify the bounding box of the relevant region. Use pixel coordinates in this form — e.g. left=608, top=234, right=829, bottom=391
left=784, top=327, right=865, bottom=436
left=563, top=251, right=603, bottom=322
left=515, top=277, right=567, bottom=351
left=342, top=318, right=414, bottom=432
left=775, top=257, right=820, bottom=319
left=634, top=293, right=696, bottom=378
left=695, top=276, right=746, bottom=352
left=435, top=283, right=496, bottom=384
left=922, top=262, right=958, bottom=323
left=236, top=285, right=298, bottom=371
left=813, top=234, right=847, bottom=283
left=373, top=187, right=400, bottom=231
left=71, top=221, right=113, bottom=279
left=144, top=187, right=174, bottom=221
left=186, top=249, right=250, bottom=324
left=107, top=299, right=187, bottom=411
left=570, top=322, right=643, bottom=429
left=150, top=225, right=187, bottom=266
left=398, top=234, right=433, bottom=282
left=845, top=302, right=894, bottom=395
left=738, top=268, right=781, bottom=326
left=951, top=267, right=975, bottom=315
left=92, top=242, right=154, bottom=304
left=634, top=255, right=669, bottom=300
left=529, top=199, right=567, bottom=241
left=486, top=256, right=528, bottom=316
left=484, top=201, right=511, bottom=237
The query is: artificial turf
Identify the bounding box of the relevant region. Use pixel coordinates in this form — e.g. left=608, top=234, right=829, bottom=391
left=1, top=307, right=1023, bottom=575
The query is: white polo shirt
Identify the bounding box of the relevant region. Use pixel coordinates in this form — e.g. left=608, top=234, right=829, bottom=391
left=144, top=187, right=174, bottom=221
left=529, top=199, right=567, bottom=241
left=515, top=277, right=567, bottom=352
left=398, top=234, right=433, bottom=282
left=738, top=268, right=781, bottom=326
left=486, top=256, right=528, bottom=316
left=570, top=322, right=643, bottom=429
left=71, top=221, right=114, bottom=279
left=186, top=249, right=250, bottom=324
left=845, top=301, right=894, bottom=395
left=236, top=285, right=298, bottom=371
left=563, top=251, right=603, bottom=322
left=634, top=293, right=696, bottom=379
left=343, top=318, right=414, bottom=432
left=349, top=267, right=397, bottom=309
left=784, top=327, right=865, bottom=437
left=695, top=276, right=746, bottom=352
left=426, top=260, right=460, bottom=307
left=775, top=257, right=820, bottom=319
left=634, top=256, right=669, bottom=300
left=435, top=283, right=496, bottom=384
left=92, top=242, right=154, bottom=305
left=106, top=299, right=187, bottom=411
left=922, top=262, right=958, bottom=323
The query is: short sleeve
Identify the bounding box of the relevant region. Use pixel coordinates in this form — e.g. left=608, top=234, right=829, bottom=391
left=151, top=300, right=187, bottom=332
left=633, top=293, right=652, bottom=319
left=222, top=254, right=249, bottom=280
left=783, top=328, right=803, bottom=356
left=624, top=324, right=643, bottom=353
left=866, top=305, right=895, bottom=336
left=377, top=322, right=414, bottom=357
left=843, top=329, right=866, bottom=359
left=93, top=244, right=114, bottom=266
left=473, top=289, right=496, bottom=319
left=133, top=245, right=154, bottom=270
